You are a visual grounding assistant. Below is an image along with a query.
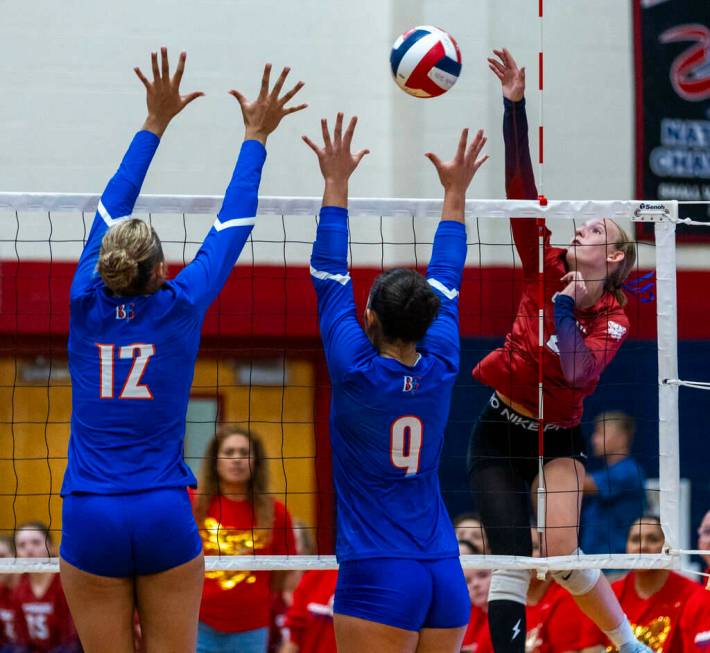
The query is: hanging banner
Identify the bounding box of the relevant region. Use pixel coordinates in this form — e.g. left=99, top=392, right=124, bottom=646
left=634, top=0, right=710, bottom=241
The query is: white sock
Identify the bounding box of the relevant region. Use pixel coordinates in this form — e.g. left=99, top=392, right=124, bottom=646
left=605, top=619, right=636, bottom=649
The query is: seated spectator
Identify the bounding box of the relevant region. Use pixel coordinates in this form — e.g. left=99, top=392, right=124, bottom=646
left=0, top=535, right=28, bottom=652
left=279, top=570, right=338, bottom=653
left=13, top=522, right=79, bottom=653
left=697, top=511, right=710, bottom=578
left=678, top=588, right=710, bottom=651
left=459, top=540, right=492, bottom=653
left=581, top=411, right=646, bottom=554
left=578, top=516, right=702, bottom=652
left=525, top=528, right=595, bottom=653
left=454, top=512, right=488, bottom=555
left=191, top=426, right=296, bottom=653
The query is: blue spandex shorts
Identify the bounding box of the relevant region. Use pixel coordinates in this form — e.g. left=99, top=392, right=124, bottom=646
left=333, top=557, right=471, bottom=632
left=61, top=487, right=202, bottom=577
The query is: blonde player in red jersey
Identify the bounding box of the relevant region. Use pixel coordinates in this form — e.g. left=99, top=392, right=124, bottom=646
left=467, top=48, right=647, bottom=653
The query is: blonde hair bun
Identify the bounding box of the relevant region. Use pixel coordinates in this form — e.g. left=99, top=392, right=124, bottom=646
left=98, top=219, right=163, bottom=295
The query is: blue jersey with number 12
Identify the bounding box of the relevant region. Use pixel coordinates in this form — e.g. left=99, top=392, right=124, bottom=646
left=310, top=207, right=466, bottom=561
left=62, top=131, right=266, bottom=496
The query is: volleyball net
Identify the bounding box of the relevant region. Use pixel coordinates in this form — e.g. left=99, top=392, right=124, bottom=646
left=0, top=193, right=707, bottom=573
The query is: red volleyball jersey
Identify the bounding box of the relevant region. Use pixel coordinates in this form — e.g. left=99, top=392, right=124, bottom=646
left=473, top=98, right=629, bottom=427
left=13, top=574, right=77, bottom=652
left=193, top=492, right=296, bottom=633
left=526, top=581, right=594, bottom=653
left=0, top=583, right=27, bottom=646
left=679, top=589, right=710, bottom=651
left=578, top=571, right=702, bottom=652
left=461, top=605, right=493, bottom=653
left=283, top=570, right=338, bottom=653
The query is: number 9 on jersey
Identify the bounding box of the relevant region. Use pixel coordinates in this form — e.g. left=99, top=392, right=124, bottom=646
left=390, top=415, right=423, bottom=476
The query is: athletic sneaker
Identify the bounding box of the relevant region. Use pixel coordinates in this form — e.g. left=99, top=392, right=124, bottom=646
left=619, top=642, right=653, bottom=653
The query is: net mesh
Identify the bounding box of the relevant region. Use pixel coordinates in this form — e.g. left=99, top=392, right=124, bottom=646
left=0, top=194, right=687, bottom=572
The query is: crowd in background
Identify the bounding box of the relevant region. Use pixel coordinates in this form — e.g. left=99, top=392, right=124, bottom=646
left=1, top=415, right=708, bottom=653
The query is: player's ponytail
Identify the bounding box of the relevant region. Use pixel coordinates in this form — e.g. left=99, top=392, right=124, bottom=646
left=604, top=220, right=636, bottom=307
left=368, top=268, right=440, bottom=343
left=98, top=218, right=164, bottom=295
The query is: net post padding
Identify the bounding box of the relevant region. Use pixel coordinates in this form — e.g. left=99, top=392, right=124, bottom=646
left=655, top=208, right=681, bottom=561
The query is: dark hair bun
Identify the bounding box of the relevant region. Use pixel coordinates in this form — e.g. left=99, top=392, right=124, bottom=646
left=369, top=268, right=440, bottom=343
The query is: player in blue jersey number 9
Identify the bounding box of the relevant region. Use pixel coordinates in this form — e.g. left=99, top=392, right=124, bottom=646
left=58, top=49, right=306, bottom=653
left=304, top=114, right=488, bottom=653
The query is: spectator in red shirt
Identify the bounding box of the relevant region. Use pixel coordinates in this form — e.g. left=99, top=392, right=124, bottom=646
left=678, top=588, right=710, bottom=651
left=192, top=426, right=297, bottom=653
left=279, top=571, right=338, bottom=653
left=460, top=540, right=493, bottom=653
left=578, top=516, right=702, bottom=652
left=13, top=522, right=79, bottom=653
left=0, top=535, right=28, bottom=652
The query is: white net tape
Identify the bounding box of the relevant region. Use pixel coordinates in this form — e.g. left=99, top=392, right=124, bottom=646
left=0, top=194, right=694, bottom=573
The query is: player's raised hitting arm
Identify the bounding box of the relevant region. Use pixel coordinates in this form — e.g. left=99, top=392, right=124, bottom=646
left=172, top=64, right=307, bottom=311
left=488, top=47, right=548, bottom=277
left=71, top=48, right=203, bottom=302
left=419, top=128, right=488, bottom=366
left=304, top=113, right=371, bottom=382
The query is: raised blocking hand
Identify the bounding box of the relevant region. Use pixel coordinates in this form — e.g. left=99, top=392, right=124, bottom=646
left=134, top=47, right=204, bottom=137
left=230, top=64, right=307, bottom=144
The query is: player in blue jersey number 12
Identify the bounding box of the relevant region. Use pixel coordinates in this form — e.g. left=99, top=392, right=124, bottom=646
left=59, top=49, right=305, bottom=653
left=304, top=113, right=488, bottom=653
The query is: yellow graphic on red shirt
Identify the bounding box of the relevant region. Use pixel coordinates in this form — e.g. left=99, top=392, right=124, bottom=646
left=606, top=617, right=672, bottom=652
left=201, top=517, right=267, bottom=590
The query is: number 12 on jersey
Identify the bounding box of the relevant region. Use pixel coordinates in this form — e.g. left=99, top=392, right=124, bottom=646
left=97, top=343, right=155, bottom=399
left=390, top=415, right=423, bottom=476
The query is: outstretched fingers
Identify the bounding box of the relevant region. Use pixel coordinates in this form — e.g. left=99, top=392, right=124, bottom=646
left=181, top=91, right=205, bottom=108
left=467, top=130, right=488, bottom=171
left=343, top=115, right=358, bottom=150
left=270, top=66, right=290, bottom=100
left=333, top=112, right=344, bottom=148
left=455, top=128, right=469, bottom=162
left=302, top=134, right=322, bottom=156
left=424, top=151, right=444, bottom=171
left=150, top=51, right=160, bottom=84
left=173, top=51, right=187, bottom=87
left=259, top=63, right=272, bottom=99
left=488, top=56, right=506, bottom=75
left=134, top=66, right=151, bottom=90
left=321, top=118, right=333, bottom=152
left=353, top=148, right=370, bottom=165
left=160, top=47, right=170, bottom=82
left=279, top=80, right=305, bottom=106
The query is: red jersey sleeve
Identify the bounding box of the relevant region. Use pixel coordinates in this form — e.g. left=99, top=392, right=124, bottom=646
left=503, top=97, right=551, bottom=278
left=577, top=305, right=630, bottom=380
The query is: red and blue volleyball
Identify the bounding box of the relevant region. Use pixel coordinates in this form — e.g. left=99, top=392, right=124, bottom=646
left=390, top=25, right=462, bottom=98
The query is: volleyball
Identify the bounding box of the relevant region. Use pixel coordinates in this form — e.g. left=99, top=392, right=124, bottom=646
left=390, top=25, right=462, bottom=98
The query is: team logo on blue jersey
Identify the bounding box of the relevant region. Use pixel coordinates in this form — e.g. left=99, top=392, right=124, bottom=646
left=402, top=376, right=421, bottom=393
left=115, top=304, right=135, bottom=320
